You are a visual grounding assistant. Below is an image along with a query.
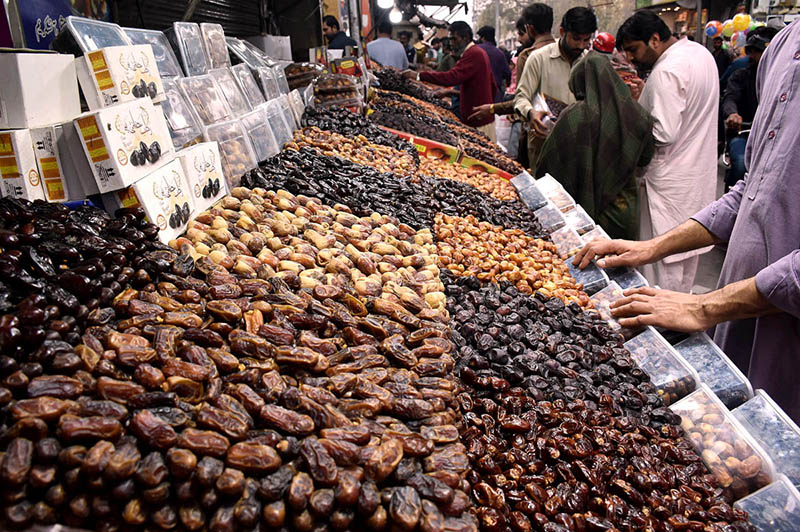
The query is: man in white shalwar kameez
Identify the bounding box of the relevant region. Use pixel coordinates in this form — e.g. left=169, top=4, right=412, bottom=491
left=616, top=12, right=718, bottom=291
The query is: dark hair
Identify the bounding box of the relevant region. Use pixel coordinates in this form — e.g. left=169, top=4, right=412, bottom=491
left=499, top=46, right=512, bottom=63
left=477, top=26, right=496, bottom=43
left=750, top=25, right=779, bottom=40
left=522, top=3, right=553, bottom=35
left=449, top=21, right=473, bottom=40
left=431, top=37, right=441, bottom=45
left=713, top=36, right=723, bottom=42
left=561, top=7, right=597, bottom=35
left=376, top=20, right=392, bottom=35
left=616, top=11, right=671, bottom=49
left=322, top=15, right=340, bottom=30
left=516, top=17, right=526, bottom=33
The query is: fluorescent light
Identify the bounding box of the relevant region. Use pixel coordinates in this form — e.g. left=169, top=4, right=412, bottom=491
left=389, top=7, right=402, bottom=23
left=377, top=0, right=393, bottom=10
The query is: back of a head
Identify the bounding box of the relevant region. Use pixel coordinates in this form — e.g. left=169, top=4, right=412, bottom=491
left=449, top=21, right=473, bottom=41
left=516, top=17, right=526, bottom=34
left=323, top=15, right=340, bottom=30
left=561, top=6, right=597, bottom=35
left=523, top=3, right=553, bottom=35
left=616, top=11, right=670, bottom=49
left=477, top=26, right=496, bottom=43
left=376, top=21, right=392, bottom=36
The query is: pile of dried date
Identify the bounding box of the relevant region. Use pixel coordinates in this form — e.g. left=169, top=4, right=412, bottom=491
left=368, top=98, right=460, bottom=148
left=374, top=70, right=449, bottom=110
left=418, top=157, right=519, bottom=203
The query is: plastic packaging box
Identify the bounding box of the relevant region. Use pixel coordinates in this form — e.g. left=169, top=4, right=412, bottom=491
left=123, top=27, right=184, bottom=79
left=29, top=124, right=73, bottom=202
left=735, top=475, right=800, bottom=532
left=534, top=202, right=566, bottom=233
left=733, top=390, right=800, bottom=489
left=0, top=129, right=46, bottom=201
left=161, top=79, right=203, bottom=150
left=582, top=225, right=610, bottom=243
left=226, top=37, right=268, bottom=69
left=672, top=384, right=776, bottom=501
left=288, top=90, right=306, bottom=125
left=606, top=267, right=649, bottom=290
left=203, top=120, right=257, bottom=189
left=176, top=142, right=228, bottom=214
left=510, top=170, right=536, bottom=190
left=278, top=94, right=299, bottom=130
left=551, top=226, right=584, bottom=259
left=675, top=332, right=753, bottom=409
left=624, top=326, right=699, bottom=405
left=517, top=184, right=548, bottom=211
left=73, top=98, right=174, bottom=193
left=257, top=67, right=281, bottom=100
left=208, top=68, right=252, bottom=117
left=166, top=22, right=210, bottom=76
left=51, top=16, right=130, bottom=56
left=274, top=65, right=290, bottom=95
left=535, top=173, right=575, bottom=212
left=567, top=260, right=609, bottom=295
left=240, top=107, right=280, bottom=162
left=265, top=99, right=293, bottom=148
left=101, top=158, right=194, bottom=244
left=232, top=64, right=266, bottom=109
left=200, top=23, right=230, bottom=69
left=563, top=205, right=595, bottom=235
left=75, top=45, right=166, bottom=111
left=177, top=75, right=233, bottom=126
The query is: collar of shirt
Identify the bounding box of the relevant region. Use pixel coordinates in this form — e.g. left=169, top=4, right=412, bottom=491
left=465, top=42, right=475, bottom=52
left=533, top=34, right=556, bottom=48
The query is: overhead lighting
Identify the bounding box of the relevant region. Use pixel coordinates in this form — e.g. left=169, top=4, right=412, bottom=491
left=389, top=7, right=402, bottom=23
left=377, top=0, right=393, bottom=10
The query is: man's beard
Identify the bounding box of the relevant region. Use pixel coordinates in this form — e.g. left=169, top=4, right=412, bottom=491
left=560, top=38, right=583, bottom=60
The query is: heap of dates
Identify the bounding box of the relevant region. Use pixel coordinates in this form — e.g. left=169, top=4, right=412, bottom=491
left=368, top=97, right=460, bottom=148
left=373, top=70, right=449, bottom=110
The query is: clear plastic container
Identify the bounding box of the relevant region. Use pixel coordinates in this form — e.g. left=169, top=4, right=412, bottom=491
left=265, top=99, right=293, bottom=148
left=567, top=260, right=609, bottom=295
left=285, top=63, right=326, bottom=90
left=166, top=22, right=210, bottom=76
left=123, top=27, right=184, bottom=79
left=200, top=23, right=230, bottom=69
left=314, top=73, right=359, bottom=94
left=203, top=120, right=258, bottom=189
left=672, top=384, right=776, bottom=501
left=161, top=79, right=204, bottom=149
left=582, top=225, right=610, bottom=244
left=278, top=94, right=299, bottom=131
left=534, top=202, right=566, bottom=233
left=535, top=174, right=575, bottom=212
left=288, top=90, right=306, bottom=125
left=733, top=390, right=800, bottom=489
left=589, top=281, right=626, bottom=331
left=177, top=75, right=233, bottom=126
left=240, top=107, right=280, bottom=162
left=535, top=173, right=562, bottom=195
left=51, top=16, right=130, bottom=55
left=226, top=37, right=270, bottom=69
left=563, top=205, right=595, bottom=235
left=551, top=227, right=584, bottom=259
left=209, top=68, right=252, bottom=117
left=510, top=170, right=536, bottom=191
left=735, top=475, right=800, bottom=532
left=675, top=333, right=753, bottom=409
left=624, top=326, right=699, bottom=405
left=606, top=267, right=649, bottom=290
left=257, top=67, right=281, bottom=100
left=231, top=64, right=266, bottom=108
left=274, top=65, right=290, bottom=95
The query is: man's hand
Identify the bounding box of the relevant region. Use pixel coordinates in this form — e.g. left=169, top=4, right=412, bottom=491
left=433, top=88, right=456, bottom=98
left=725, top=113, right=743, bottom=130
left=572, top=238, right=657, bottom=270
left=625, top=78, right=644, bottom=100
left=468, top=104, right=494, bottom=123
left=610, top=287, right=714, bottom=332
left=528, top=110, right=553, bottom=138
left=401, top=70, right=417, bottom=80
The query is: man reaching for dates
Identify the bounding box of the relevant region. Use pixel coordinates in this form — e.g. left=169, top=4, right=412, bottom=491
left=573, top=18, right=800, bottom=422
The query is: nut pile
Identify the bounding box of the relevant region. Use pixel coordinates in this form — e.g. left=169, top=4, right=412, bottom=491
left=418, top=157, right=519, bottom=203
left=0, top=200, right=174, bottom=358
left=373, top=70, right=449, bottom=110
left=435, top=214, right=587, bottom=306
left=286, top=127, right=418, bottom=178
left=301, top=106, right=419, bottom=164
left=242, top=147, right=546, bottom=238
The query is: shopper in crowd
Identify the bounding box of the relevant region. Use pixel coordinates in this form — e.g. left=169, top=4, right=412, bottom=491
left=398, top=31, right=416, bottom=65
left=712, top=36, right=731, bottom=78
left=537, top=52, right=654, bottom=240
left=402, top=21, right=496, bottom=138
left=721, top=27, right=778, bottom=189
left=514, top=6, right=597, bottom=170
left=606, top=11, right=717, bottom=292
left=367, top=21, right=408, bottom=70
left=506, top=17, right=532, bottom=97
left=437, top=37, right=457, bottom=71
left=322, top=15, right=357, bottom=50
left=573, top=18, right=800, bottom=422
left=477, top=25, right=512, bottom=102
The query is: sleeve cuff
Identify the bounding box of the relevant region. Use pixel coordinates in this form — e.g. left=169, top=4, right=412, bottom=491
left=755, top=251, right=800, bottom=318
left=691, top=199, right=738, bottom=243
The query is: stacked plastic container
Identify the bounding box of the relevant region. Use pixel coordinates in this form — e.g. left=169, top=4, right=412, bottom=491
left=676, top=333, right=753, bottom=409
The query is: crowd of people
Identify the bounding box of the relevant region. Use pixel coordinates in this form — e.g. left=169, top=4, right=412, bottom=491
left=357, top=9, right=800, bottom=422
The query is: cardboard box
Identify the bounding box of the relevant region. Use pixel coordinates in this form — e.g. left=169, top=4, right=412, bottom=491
left=101, top=158, right=194, bottom=244
left=176, top=142, right=228, bottom=214
left=29, top=124, right=73, bottom=202
left=76, top=44, right=166, bottom=110
left=74, top=98, right=174, bottom=193
left=60, top=120, right=100, bottom=198
left=0, top=129, right=45, bottom=200
left=0, top=51, right=80, bottom=129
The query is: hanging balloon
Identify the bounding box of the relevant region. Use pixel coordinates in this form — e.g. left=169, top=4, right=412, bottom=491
left=705, top=20, right=723, bottom=38
left=733, top=13, right=752, bottom=32
left=722, top=19, right=735, bottom=38
left=722, top=42, right=729, bottom=51
left=732, top=30, right=747, bottom=49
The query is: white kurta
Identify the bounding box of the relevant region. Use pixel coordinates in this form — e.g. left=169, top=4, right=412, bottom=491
left=637, top=38, right=719, bottom=291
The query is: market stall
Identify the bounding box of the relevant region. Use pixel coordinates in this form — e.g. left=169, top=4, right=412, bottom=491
left=0, top=14, right=798, bottom=532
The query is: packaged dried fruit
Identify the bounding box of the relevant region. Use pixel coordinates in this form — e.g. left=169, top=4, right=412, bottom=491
left=166, top=22, right=210, bottom=76
left=676, top=333, right=753, bottom=409
left=240, top=107, right=281, bottom=162
left=161, top=78, right=204, bottom=149
left=177, top=75, right=233, bottom=125
left=550, top=226, right=584, bottom=259
left=231, top=64, right=266, bottom=108
left=274, top=64, right=290, bottom=94
left=226, top=37, right=271, bottom=69
left=582, top=224, right=610, bottom=243
left=123, top=27, right=184, bottom=79
left=314, top=73, right=359, bottom=94
left=733, top=390, right=800, bottom=488
left=277, top=94, right=299, bottom=130
left=510, top=169, right=536, bottom=190
left=567, top=260, right=609, bottom=295
left=589, top=281, right=643, bottom=339
left=202, top=120, right=257, bottom=188
left=672, top=384, right=775, bottom=501
left=534, top=202, right=566, bottom=233
left=208, top=68, right=252, bottom=116
left=735, top=475, right=800, bottom=532
left=563, top=205, right=595, bottom=235
left=535, top=173, right=575, bottom=212
left=606, top=266, right=649, bottom=290
left=265, top=99, right=293, bottom=148
left=200, top=23, right=230, bottom=69
left=257, top=67, right=281, bottom=100
left=517, top=184, right=548, bottom=211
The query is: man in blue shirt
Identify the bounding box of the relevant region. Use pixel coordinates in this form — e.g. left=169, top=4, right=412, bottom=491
left=477, top=25, right=511, bottom=102
left=323, top=15, right=357, bottom=50
left=367, top=21, right=409, bottom=69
